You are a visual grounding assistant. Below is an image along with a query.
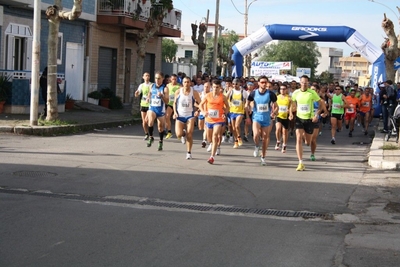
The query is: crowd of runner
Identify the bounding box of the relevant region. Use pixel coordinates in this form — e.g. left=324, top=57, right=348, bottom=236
left=135, top=71, right=398, bottom=170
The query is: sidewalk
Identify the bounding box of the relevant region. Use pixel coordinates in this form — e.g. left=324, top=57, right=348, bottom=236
left=0, top=101, right=399, bottom=170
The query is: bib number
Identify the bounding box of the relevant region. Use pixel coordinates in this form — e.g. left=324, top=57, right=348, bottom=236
left=257, top=104, right=269, bottom=112
left=298, top=104, right=310, bottom=114
left=208, top=109, right=219, bottom=118
left=151, top=99, right=162, bottom=107
left=232, top=100, right=241, bottom=107
left=279, top=106, right=288, bottom=113
left=332, top=103, right=341, bottom=109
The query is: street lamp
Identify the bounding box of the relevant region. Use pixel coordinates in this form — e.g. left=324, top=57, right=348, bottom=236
left=368, top=0, right=399, bottom=20
left=244, top=0, right=258, bottom=37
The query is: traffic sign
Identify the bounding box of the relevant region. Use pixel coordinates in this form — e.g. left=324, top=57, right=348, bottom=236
left=394, top=57, right=400, bottom=70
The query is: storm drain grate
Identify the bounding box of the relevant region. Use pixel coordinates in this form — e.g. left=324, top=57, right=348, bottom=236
left=13, top=171, right=57, bottom=178
left=0, top=187, right=331, bottom=220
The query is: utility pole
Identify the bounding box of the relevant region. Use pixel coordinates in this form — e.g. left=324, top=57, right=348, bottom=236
left=212, top=0, right=220, bottom=76
left=203, top=9, right=209, bottom=73
left=30, top=0, right=41, bottom=126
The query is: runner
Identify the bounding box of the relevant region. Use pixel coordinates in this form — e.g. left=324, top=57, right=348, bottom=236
left=359, top=87, right=373, bottom=135
left=329, top=85, right=348, bottom=144
left=245, top=76, right=278, bottom=166
left=198, top=82, right=211, bottom=147
left=243, top=81, right=255, bottom=142
left=290, top=75, right=327, bottom=171
left=199, top=79, right=230, bottom=164
left=310, top=84, right=326, bottom=161
left=134, top=72, right=152, bottom=140
left=275, top=83, right=291, bottom=153
left=173, top=77, right=202, bottom=159
left=165, top=74, right=181, bottom=139
left=288, top=80, right=298, bottom=137
left=146, top=71, right=169, bottom=151
left=226, top=79, right=248, bottom=148
left=344, top=89, right=360, bottom=137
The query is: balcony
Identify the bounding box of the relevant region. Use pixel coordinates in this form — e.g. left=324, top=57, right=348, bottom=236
left=97, top=0, right=181, bottom=37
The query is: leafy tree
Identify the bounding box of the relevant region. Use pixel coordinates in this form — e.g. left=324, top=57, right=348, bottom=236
left=162, top=38, right=177, bottom=62
left=132, top=0, right=173, bottom=115
left=258, top=41, right=321, bottom=79
left=315, top=70, right=334, bottom=84
left=204, top=30, right=239, bottom=77
left=45, top=0, right=83, bottom=121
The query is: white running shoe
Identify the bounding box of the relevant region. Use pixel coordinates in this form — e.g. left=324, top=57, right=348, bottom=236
left=186, top=153, right=192, bottom=159
left=228, top=136, right=234, bottom=143
left=253, top=146, right=260, bottom=157
left=216, top=147, right=221, bottom=155
left=181, top=129, right=186, bottom=144
left=260, top=157, right=266, bottom=166
left=207, top=143, right=212, bottom=152
left=222, top=136, right=228, bottom=143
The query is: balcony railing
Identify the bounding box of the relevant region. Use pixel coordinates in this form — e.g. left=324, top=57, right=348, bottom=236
left=98, top=0, right=181, bottom=31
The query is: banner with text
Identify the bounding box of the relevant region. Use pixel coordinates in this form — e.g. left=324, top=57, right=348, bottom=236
left=250, top=61, right=292, bottom=77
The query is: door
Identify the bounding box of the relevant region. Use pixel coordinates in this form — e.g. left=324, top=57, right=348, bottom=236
left=98, top=47, right=117, bottom=94
left=124, top=49, right=131, bottom=103
left=65, top=42, right=84, bottom=100
left=143, top=53, right=155, bottom=81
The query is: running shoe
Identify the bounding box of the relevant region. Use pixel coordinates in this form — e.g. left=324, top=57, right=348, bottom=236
left=207, top=156, right=214, bottom=164
left=243, top=136, right=249, bottom=142
left=348, top=131, right=352, bottom=137
left=238, top=138, right=243, bottom=146
left=165, top=132, right=173, bottom=139
left=143, top=134, right=149, bottom=141
left=186, top=153, right=192, bottom=159
left=282, top=145, right=286, bottom=153
left=157, top=141, right=163, bottom=151
left=228, top=136, right=234, bottom=143
left=233, top=142, right=239, bottom=149
left=331, top=138, right=335, bottom=145
left=207, top=143, right=212, bottom=152
left=275, top=142, right=280, bottom=150
left=181, top=129, right=186, bottom=144
left=222, top=136, right=228, bottom=143
left=310, top=154, right=316, bottom=161
left=201, top=141, right=207, bottom=148
left=319, top=131, right=322, bottom=136
left=216, top=147, right=221, bottom=155
left=147, top=137, right=154, bottom=147
left=296, top=163, right=305, bottom=171
left=253, top=146, right=260, bottom=157
left=260, top=157, right=266, bottom=166
left=364, top=130, right=368, bottom=136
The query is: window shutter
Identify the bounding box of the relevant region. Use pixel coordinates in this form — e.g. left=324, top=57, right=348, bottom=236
left=6, top=35, right=15, bottom=70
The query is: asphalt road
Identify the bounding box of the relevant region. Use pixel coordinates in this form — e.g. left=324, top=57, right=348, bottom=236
left=1, top=123, right=399, bottom=267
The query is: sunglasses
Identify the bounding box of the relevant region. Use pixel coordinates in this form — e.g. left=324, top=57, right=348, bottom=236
left=259, top=81, right=267, bottom=84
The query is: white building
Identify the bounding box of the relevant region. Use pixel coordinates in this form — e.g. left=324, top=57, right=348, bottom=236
left=316, top=47, right=343, bottom=81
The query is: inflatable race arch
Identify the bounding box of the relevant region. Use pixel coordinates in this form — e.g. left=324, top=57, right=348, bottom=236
left=231, top=24, right=385, bottom=93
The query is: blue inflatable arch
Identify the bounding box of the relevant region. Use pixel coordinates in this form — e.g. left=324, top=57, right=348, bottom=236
left=231, top=24, right=385, bottom=91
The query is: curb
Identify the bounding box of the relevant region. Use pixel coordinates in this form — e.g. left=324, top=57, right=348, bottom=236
left=368, top=130, right=400, bottom=170
left=2, top=119, right=139, bottom=136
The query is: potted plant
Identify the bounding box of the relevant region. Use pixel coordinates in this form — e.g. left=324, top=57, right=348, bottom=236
left=65, top=93, right=75, bottom=110
left=0, top=74, right=11, bottom=114
left=99, top=87, right=114, bottom=108
left=87, top=90, right=102, bottom=105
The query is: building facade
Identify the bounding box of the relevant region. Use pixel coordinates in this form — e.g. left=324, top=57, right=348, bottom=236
left=316, top=47, right=343, bottom=82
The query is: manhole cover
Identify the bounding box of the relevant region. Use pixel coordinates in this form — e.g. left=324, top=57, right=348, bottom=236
left=13, top=171, right=57, bottom=177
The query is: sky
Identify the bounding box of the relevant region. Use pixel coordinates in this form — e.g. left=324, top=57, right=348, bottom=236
left=174, top=0, right=400, bottom=56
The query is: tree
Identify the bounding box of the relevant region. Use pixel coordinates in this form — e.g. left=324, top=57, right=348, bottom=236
left=204, top=30, right=238, bottom=77
left=132, top=0, right=173, bottom=115
left=162, top=38, right=177, bottom=62
left=45, top=0, right=83, bottom=121
left=380, top=11, right=400, bottom=82
left=258, top=41, right=321, bottom=79
left=314, top=71, right=334, bottom=84
left=191, top=23, right=207, bottom=74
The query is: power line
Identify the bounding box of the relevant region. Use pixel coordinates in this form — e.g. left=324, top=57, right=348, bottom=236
left=230, top=0, right=245, bottom=15
left=176, top=0, right=205, bottom=18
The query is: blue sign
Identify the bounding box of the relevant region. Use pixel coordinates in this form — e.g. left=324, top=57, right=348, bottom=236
left=394, top=57, right=400, bottom=70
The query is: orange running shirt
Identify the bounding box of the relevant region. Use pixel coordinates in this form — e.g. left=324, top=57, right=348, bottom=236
left=345, top=96, right=360, bottom=114
left=359, top=94, right=372, bottom=113
left=205, top=92, right=225, bottom=124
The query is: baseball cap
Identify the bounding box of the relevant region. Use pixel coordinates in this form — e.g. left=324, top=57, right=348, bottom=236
left=379, top=83, right=385, bottom=87
left=247, top=82, right=254, bottom=86
left=232, top=78, right=239, bottom=84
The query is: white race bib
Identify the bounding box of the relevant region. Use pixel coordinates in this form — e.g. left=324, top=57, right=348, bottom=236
left=347, top=108, right=354, bottom=113
left=180, top=100, right=190, bottom=108
left=298, top=104, right=310, bottom=114
left=208, top=109, right=220, bottom=118
left=362, top=102, right=370, bottom=107
left=232, top=100, right=241, bottom=107
left=332, top=103, right=341, bottom=109
left=279, top=106, right=288, bottom=113
left=257, top=104, right=269, bottom=113
left=169, top=94, right=175, bottom=102
left=151, top=99, right=162, bottom=107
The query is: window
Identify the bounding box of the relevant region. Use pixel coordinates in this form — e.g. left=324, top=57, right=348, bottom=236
left=184, top=50, right=193, bottom=58
left=5, top=23, right=32, bottom=70
left=206, top=32, right=213, bottom=39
